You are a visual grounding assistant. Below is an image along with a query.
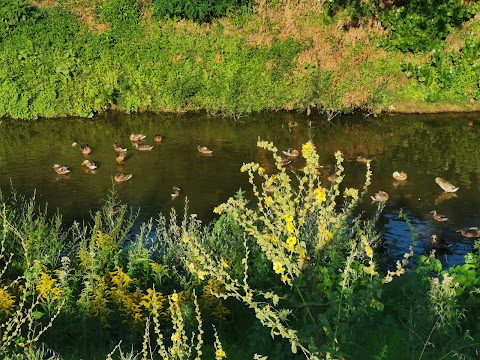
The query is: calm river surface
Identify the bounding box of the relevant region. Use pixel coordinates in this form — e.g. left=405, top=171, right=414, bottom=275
left=0, top=111, right=479, bottom=268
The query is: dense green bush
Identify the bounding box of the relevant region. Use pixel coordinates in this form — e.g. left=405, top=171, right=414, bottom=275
left=0, top=0, right=42, bottom=38
left=324, top=0, right=479, bottom=53
left=380, top=0, right=480, bottom=52
left=151, top=0, right=252, bottom=22
left=401, top=37, right=480, bottom=102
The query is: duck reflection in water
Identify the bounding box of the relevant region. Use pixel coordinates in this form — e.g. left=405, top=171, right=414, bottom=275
left=435, top=192, right=458, bottom=205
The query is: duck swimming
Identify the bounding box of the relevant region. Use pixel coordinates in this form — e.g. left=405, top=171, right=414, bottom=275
left=114, top=173, right=132, bottom=182
left=171, top=186, right=181, bottom=198
left=435, top=177, right=459, bottom=193
left=132, top=143, right=153, bottom=151
left=197, top=146, right=213, bottom=154
left=430, top=210, right=448, bottom=222
left=431, top=235, right=451, bottom=250
left=370, top=191, right=389, bottom=202
left=80, top=144, right=92, bottom=155
left=116, top=152, right=126, bottom=164
left=113, top=143, right=127, bottom=153
left=392, top=171, right=408, bottom=181
left=130, top=134, right=146, bottom=142
left=53, top=164, right=71, bottom=175
left=456, top=228, right=480, bottom=238
left=282, top=148, right=300, bottom=157
left=81, top=160, right=97, bottom=170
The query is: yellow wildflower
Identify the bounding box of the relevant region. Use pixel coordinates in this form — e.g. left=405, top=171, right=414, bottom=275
left=284, top=214, right=293, bottom=223
left=281, top=274, right=288, bottom=283
left=188, top=263, right=195, bottom=273
left=171, top=293, right=178, bottom=302
left=314, top=187, right=327, bottom=204
left=221, top=258, right=229, bottom=268
left=365, top=245, right=374, bottom=258
left=286, top=222, right=295, bottom=233
left=301, top=141, right=315, bottom=158
left=182, top=234, right=189, bottom=243
left=273, top=261, right=284, bottom=274
left=198, top=271, right=206, bottom=280
left=286, top=236, right=297, bottom=251
left=264, top=196, right=273, bottom=207
left=171, top=333, right=181, bottom=342
left=216, top=349, right=227, bottom=358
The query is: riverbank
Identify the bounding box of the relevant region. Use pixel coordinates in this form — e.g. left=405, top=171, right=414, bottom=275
left=1, top=1, right=479, bottom=120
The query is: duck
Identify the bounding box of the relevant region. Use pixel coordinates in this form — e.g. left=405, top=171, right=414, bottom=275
left=130, top=134, right=146, bottom=142
left=113, top=143, right=127, bottom=153
left=81, top=160, right=97, bottom=170
left=53, top=164, right=71, bottom=175
left=197, top=145, right=213, bottom=154
left=356, top=156, right=371, bottom=164
left=392, top=171, right=408, bottom=181
left=456, top=228, right=480, bottom=238
left=282, top=148, right=300, bottom=157
left=80, top=144, right=92, bottom=155
left=430, top=210, right=448, bottom=222
left=435, top=177, right=459, bottom=193
left=132, top=143, right=153, bottom=151
left=262, top=183, right=275, bottom=195
left=171, top=186, right=181, bottom=198
left=327, top=174, right=337, bottom=183
left=114, top=173, right=132, bottom=182
left=116, top=152, right=126, bottom=164
left=431, top=235, right=451, bottom=250
left=279, top=158, right=291, bottom=166
left=111, top=204, right=122, bottom=216
left=154, top=134, right=163, bottom=143
left=370, top=191, right=389, bottom=202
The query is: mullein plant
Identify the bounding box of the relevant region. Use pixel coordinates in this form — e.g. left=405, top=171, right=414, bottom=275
left=182, top=140, right=411, bottom=358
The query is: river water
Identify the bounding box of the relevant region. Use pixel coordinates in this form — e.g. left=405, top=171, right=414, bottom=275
left=0, top=111, right=479, bottom=268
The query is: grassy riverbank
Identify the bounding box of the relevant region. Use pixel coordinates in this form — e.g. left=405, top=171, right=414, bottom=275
left=1, top=0, right=480, bottom=120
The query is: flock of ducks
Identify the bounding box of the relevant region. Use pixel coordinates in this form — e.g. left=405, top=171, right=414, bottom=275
left=54, top=138, right=479, bottom=248
left=53, top=133, right=215, bottom=198
left=364, top=164, right=479, bottom=250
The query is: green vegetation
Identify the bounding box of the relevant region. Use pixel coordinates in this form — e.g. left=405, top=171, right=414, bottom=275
left=0, top=0, right=480, bottom=120
left=1, top=141, right=480, bottom=359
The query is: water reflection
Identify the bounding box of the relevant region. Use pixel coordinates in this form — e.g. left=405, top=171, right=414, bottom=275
left=0, top=111, right=479, bottom=268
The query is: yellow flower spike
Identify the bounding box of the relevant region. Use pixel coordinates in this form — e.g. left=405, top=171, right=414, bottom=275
left=273, top=261, right=285, bottom=274
left=313, top=187, right=327, bottom=204
left=365, top=245, right=374, bottom=258
left=301, top=141, right=315, bottom=158
left=344, top=187, right=359, bottom=199
left=286, top=222, right=295, bottom=233
left=264, top=196, right=273, bottom=207
left=198, top=271, right=206, bottom=280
